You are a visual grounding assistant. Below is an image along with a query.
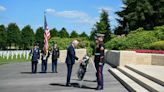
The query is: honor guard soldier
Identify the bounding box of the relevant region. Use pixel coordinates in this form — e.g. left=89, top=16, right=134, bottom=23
left=51, top=43, right=60, bottom=73
left=94, top=33, right=105, bottom=90
left=30, top=43, right=40, bottom=73
left=41, top=47, right=50, bottom=73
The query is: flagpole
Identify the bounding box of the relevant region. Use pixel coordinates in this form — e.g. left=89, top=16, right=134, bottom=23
left=44, top=11, right=46, bottom=30
left=44, top=11, right=47, bottom=54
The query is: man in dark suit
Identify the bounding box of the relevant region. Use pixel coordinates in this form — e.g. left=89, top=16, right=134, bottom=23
left=65, top=40, right=79, bottom=86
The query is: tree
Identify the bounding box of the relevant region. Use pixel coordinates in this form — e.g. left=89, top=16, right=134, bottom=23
left=90, top=9, right=111, bottom=43
left=35, top=27, right=44, bottom=49
left=50, top=28, right=59, bottom=37
left=79, top=32, right=88, bottom=38
left=70, top=30, right=78, bottom=38
left=21, top=25, right=35, bottom=49
left=7, top=23, right=21, bottom=49
left=149, top=0, right=164, bottom=26
left=59, top=27, right=69, bottom=38
left=116, top=0, right=164, bottom=31
left=90, top=27, right=97, bottom=41
left=0, top=25, right=7, bottom=49
left=114, top=26, right=125, bottom=35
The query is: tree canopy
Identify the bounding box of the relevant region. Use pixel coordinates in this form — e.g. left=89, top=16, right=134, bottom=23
left=50, top=28, right=59, bottom=37
left=7, top=23, right=21, bottom=49
left=21, top=25, right=35, bottom=49
left=0, top=25, right=7, bottom=49
left=90, top=9, right=111, bottom=43
left=59, top=27, right=69, bottom=38
left=35, top=27, right=44, bottom=49
left=70, top=30, right=79, bottom=38
left=116, top=0, right=164, bottom=32
left=79, top=32, right=88, bottom=38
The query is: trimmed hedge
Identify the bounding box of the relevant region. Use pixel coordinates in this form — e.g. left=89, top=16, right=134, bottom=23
left=105, top=25, right=164, bottom=50
left=49, top=37, right=89, bottom=50
left=150, top=41, right=164, bottom=50
left=49, top=37, right=93, bottom=56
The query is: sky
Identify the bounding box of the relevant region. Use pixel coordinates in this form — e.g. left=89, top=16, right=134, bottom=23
left=0, top=0, right=123, bottom=34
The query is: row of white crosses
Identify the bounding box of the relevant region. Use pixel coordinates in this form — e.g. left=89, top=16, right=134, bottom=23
left=0, top=50, right=31, bottom=60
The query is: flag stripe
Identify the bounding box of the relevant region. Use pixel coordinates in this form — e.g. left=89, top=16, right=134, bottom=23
left=44, top=14, right=50, bottom=51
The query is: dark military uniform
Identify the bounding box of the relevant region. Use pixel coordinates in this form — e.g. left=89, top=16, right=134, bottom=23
left=94, top=33, right=105, bottom=90
left=52, top=47, right=60, bottom=73
left=41, top=50, right=50, bottom=73
left=30, top=47, right=40, bottom=73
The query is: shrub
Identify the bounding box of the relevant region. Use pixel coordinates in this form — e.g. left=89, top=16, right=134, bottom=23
left=49, top=37, right=93, bottom=55
left=154, top=25, right=164, bottom=31
left=125, top=31, right=158, bottom=49
left=150, top=41, right=164, bottom=50
left=154, top=31, right=164, bottom=40
left=105, top=31, right=158, bottom=50
left=49, top=37, right=90, bottom=50
left=105, top=37, right=126, bottom=50
left=105, top=25, right=164, bottom=50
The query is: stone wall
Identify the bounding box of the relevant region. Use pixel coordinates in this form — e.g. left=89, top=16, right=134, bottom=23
left=105, top=50, right=164, bottom=67
left=105, top=50, right=120, bottom=67
left=151, top=54, right=164, bottom=65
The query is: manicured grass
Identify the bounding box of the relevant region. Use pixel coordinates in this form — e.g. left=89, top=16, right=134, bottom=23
left=0, top=55, right=30, bottom=65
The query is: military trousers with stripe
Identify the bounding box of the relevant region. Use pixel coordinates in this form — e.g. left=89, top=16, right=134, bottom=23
left=94, top=61, right=104, bottom=89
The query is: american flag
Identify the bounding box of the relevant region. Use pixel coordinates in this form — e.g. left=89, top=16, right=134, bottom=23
left=44, top=13, right=50, bottom=53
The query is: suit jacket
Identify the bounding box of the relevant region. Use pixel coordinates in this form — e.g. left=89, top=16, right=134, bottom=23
left=65, top=45, right=78, bottom=65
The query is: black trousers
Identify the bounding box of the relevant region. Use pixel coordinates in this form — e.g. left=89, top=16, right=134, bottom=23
left=66, top=64, right=73, bottom=84
left=41, top=60, right=47, bottom=73
left=32, top=61, right=38, bottom=73
left=52, top=59, right=58, bottom=72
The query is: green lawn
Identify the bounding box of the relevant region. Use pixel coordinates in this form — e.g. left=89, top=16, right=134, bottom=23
left=0, top=55, right=30, bottom=65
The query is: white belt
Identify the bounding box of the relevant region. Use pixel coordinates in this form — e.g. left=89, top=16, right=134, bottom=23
left=95, top=53, right=100, bottom=55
